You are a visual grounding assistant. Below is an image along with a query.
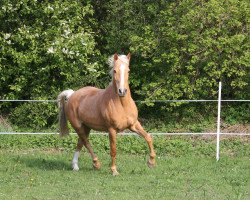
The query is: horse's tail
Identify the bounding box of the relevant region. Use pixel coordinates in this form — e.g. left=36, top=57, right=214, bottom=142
left=57, top=89, right=74, bottom=137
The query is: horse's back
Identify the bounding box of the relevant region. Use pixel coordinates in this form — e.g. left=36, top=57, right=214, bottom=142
left=68, top=86, right=102, bottom=102
left=66, top=86, right=107, bottom=130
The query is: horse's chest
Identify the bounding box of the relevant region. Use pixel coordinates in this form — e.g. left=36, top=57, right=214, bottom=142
left=104, top=105, right=137, bottom=131
left=113, top=113, right=136, bottom=131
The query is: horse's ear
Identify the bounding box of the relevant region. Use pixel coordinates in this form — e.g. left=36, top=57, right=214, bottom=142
left=127, top=53, right=131, bottom=61
left=114, top=53, right=119, bottom=61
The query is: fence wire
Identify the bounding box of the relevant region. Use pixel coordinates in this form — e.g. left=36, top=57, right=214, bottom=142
left=1, top=87, right=249, bottom=161
left=0, top=96, right=249, bottom=136
left=0, top=132, right=249, bottom=136
left=1, top=99, right=250, bottom=102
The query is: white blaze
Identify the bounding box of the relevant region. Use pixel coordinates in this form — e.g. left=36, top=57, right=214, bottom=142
left=120, top=64, right=126, bottom=88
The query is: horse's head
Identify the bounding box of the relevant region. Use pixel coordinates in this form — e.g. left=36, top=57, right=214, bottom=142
left=112, top=53, right=131, bottom=97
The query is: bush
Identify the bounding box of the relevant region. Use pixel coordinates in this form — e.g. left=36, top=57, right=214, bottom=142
left=95, top=0, right=250, bottom=101
left=1, top=0, right=249, bottom=131
left=222, top=103, right=250, bottom=124
left=9, top=102, right=58, bottom=131
left=0, top=0, right=101, bottom=101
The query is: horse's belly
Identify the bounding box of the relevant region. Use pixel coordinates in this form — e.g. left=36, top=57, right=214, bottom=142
left=83, top=121, right=108, bottom=132
left=78, top=108, right=108, bottom=131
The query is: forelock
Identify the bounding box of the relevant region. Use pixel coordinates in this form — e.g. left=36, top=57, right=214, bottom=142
left=108, top=54, right=129, bottom=77
left=118, top=55, right=129, bottom=64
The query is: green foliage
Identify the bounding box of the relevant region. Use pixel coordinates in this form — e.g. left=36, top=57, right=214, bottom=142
left=9, top=102, right=58, bottom=131
left=0, top=0, right=101, bottom=102
left=222, top=103, right=250, bottom=124
left=0, top=0, right=249, bottom=130
left=0, top=135, right=249, bottom=157
left=94, top=0, right=249, bottom=101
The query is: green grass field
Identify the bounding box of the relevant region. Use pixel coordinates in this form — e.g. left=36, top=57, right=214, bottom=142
left=0, top=148, right=249, bottom=200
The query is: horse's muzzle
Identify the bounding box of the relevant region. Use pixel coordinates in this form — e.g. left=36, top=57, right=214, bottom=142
left=118, top=88, right=127, bottom=97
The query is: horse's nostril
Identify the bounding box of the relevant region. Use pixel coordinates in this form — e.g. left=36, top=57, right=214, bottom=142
left=118, top=88, right=127, bottom=96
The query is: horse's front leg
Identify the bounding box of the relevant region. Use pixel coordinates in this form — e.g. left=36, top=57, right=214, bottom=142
left=130, top=121, right=156, bottom=168
left=108, top=128, right=119, bottom=176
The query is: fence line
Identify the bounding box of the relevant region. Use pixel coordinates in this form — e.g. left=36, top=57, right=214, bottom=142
left=0, top=132, right=249, bottom=136
left=0, top=99, right=57, bottom=102
left=0, top=82, right=249, bottom=161
left=216, top=82, right=222, bottom=161
left=0, top=99, right=250, bottom=103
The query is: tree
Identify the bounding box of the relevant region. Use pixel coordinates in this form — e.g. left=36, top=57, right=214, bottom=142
left=0, top=0, right=101, bottom=101
left=94, top=0, right=250, bottom=102
left=0, top=0, right=101, bottom=130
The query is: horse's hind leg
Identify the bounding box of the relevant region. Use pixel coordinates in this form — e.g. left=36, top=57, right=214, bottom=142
left=75, top=126, right=101, bottom=170
left=72, top=138, right=84, bottom=171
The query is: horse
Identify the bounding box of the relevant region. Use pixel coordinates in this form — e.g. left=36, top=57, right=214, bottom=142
left=57, top=53, right=156, bottom=176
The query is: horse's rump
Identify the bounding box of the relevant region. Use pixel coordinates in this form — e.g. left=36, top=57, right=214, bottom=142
left=66, top=87, right=108, bottom=131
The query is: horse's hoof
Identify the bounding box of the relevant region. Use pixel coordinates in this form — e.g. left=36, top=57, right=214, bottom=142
left=72, top=163, right=79, bottom=171
left=112, top=170, right=119, bottom=176
left=147, top=160, right=156, bottom=168
left=93, top=161, right=101, bottom=170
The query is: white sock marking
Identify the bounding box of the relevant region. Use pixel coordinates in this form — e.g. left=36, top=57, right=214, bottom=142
left=72, top=151, right=80, bottom=171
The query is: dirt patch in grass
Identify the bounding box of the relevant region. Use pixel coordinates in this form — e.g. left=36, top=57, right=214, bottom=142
left=221, top=123, right=250, bottom=133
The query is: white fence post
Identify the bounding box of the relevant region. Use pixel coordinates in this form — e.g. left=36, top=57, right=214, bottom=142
left=216, top=82, right=222, bottom=161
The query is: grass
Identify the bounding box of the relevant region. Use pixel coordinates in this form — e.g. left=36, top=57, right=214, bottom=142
left=0, top=149, right=249, bottom=200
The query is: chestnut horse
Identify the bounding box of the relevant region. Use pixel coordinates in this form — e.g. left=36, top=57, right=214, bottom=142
left=57, top=53, right=156, bottom=175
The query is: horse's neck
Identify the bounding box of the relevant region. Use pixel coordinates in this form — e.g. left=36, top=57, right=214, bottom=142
left=106, top=84, right=133, bottom=107
left=119, top=89, right=132, bottom=107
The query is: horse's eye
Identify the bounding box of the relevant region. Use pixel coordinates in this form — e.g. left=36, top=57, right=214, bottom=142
left=113, top=69, right=117, bottom=73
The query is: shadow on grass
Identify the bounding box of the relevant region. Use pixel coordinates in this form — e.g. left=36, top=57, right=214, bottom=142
left=14, top=156, right=72, bottom=171
left=12, top=153, right=101, bottom=173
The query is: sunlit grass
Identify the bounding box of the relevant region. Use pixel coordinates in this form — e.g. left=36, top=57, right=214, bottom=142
left=0, top=149, right=249, bottom=200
